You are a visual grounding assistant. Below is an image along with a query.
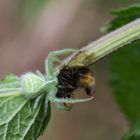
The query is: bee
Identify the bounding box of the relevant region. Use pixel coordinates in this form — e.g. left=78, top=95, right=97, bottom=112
left=56, top=66, right=95, bottom=100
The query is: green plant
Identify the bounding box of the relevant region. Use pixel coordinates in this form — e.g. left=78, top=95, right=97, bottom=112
left=1, top=3, right=140, bottom=140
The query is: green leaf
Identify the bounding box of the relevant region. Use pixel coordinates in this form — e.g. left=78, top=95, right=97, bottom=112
left=0, top=93, right=51, bottom=140
left=0, top=74, right=51, bottom=140
left=0, top=73, right=19, bottom=84
left=101, top=4, right=140, bottom=33
left=122, top=120, right=140, bottom=140
left=103, top=4, right=140, bottom=140
left=110, top=40, right=140, bottom=124
left=111, top=40, right=140, bottom=140
left=0, top=73, right=19, bottom=89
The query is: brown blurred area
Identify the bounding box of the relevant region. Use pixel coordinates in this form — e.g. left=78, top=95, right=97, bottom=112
left=0, top=0, right=139, bottom=140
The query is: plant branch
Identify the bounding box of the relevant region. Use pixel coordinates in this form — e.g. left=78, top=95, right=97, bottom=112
left=62, top=19, right=140, bottom=67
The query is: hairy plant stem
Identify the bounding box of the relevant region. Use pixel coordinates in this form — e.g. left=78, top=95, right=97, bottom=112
left=66, top=19, right=140, bottom=67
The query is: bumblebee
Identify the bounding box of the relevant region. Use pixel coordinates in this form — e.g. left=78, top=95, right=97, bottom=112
left=56, top=66, right=95, bottom=99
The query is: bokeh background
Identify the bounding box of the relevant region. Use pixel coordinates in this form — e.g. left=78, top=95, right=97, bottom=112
left=0, top=0, right=140, bottom=140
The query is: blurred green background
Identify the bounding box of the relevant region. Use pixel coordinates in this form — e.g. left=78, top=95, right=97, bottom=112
left=0, top=0, right=140, bottom=140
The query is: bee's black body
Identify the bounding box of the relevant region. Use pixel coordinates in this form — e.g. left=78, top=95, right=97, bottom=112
left=56, top=66, right=95, bottom=99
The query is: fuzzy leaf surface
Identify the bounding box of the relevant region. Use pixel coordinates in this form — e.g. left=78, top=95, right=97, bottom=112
left=0, top=74, right=51, bottom=140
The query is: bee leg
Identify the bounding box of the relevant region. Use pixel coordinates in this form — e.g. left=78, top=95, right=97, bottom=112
left=85, top=87, right=95, bottom=96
